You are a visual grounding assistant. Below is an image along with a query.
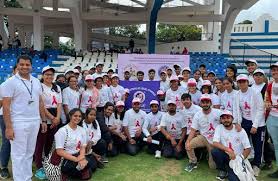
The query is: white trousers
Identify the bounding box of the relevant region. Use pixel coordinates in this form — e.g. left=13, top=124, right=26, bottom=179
left=10, top=121, right=40, bottom=181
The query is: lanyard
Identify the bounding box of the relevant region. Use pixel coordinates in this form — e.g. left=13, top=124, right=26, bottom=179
left=21, top=79, right=33, bottom=99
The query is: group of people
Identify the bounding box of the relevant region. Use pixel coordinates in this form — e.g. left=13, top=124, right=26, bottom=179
left=0, top=54, right=277, bottom=181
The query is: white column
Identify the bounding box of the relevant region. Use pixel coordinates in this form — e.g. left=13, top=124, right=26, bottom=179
left=33, top=15, right=44, bottom=50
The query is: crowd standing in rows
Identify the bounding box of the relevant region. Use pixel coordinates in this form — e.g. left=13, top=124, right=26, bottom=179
left=0, top=55, right=277, bottom=181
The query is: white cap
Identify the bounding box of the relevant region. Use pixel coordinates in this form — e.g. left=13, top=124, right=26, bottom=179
left=157, top=90, right=165, bottom=95
left=200, top=94, right=211, bottom=101
left=65, top=69, right=74, bottom=75
left=173, top=64, right=181, bottom=69
left=96, top=62, right=104, bottom=67
left=150, top=100, right=159, bottom=106
left=85, top=75, right=94, bottom=81
left=124, top=88, right=130, bottom=94
left=74, top=64, right=81, bottom=68
left=170, top=75, right=179, bottom=81
left=270, top=62, right=278, bottom=69
left=111, top=74, right=119, bottom=79
left=178, top=75, right=183, bottom=79
left=42, top=66, right=55, bottom=74
left=132, top=97, right=141, bottom=103
left=73, top=69, right=80, bottom=74
left=220, top=110, right=233, bottom=118
left=188, top=78, right=197, bottom=86
left=253, top=69, right=265, bottom=75
left=202, top=80, right=211, bottom=86
left=116, top=101, right=125, bottom=107
left=160, top=71, right=167, bottom=75
left=167, top=100, right=176, bottom=105
left=167, top=67, right=172, bottom=71
left=94, top=75, right=103, bottom=80
left=236, top=74, right=249, bottom=82
left=182, top=67, right=191, bottom=73
left=245, top=59, right=257, bottom=65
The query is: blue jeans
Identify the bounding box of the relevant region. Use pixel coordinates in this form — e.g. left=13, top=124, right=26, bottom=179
left=267, top=115, right=278, bottom=166
left=0, top=115, right=10, bottom=168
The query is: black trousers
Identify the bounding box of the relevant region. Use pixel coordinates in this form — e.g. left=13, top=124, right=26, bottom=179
left=126, top=134, right=145, bottom=156
left=92, top=138, right=107, bottom=156
left=110, top=134, right=127, bottom=156
left=162, top=139, right=184, bottom=160
left=264, top=130, right=275, bottom=164
left=146, top=132, right=165, bottom=154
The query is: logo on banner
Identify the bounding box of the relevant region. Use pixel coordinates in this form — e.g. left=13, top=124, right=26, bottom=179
left=134, top=91, right=145, bottom=103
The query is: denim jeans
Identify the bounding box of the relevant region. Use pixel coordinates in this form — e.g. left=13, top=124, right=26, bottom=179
left=267, top=115, right=278, bottom=166
left=0, top=115, right=11, bottom=168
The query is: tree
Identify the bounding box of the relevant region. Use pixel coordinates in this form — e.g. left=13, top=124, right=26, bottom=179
left=239, top=20, right=252, bottom=24
left=156, top=24, right=202, bottom=42
left=4, top=0, right=22, bottom=8
left=44, top=35, right=53, bottom=49
left=109, top=25, right=146, bottom=39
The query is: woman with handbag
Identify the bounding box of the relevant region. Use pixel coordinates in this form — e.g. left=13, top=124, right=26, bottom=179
left=54, top=108, right=97, bottom=180
left=34, top=66, right=62, bottom=180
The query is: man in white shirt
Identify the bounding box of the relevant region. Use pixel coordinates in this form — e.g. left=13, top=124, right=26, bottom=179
left=160, top=100, right=186, bottom=160
left=160, top=71, right=170, bottom=92
left=143, top=100, right=164, bottom=158
left=123, top=98, right=147, bottom=155
left=245, top=59, right=258, bottom=86
left=212, top=110, right=251, bottom=181
left=2, top=55, right=47, bottom=181
left=157, top=90, right=167, bottom=112
left=92, top=62, right=104, bottom=80
left=185, top=94, right=221, bottom=172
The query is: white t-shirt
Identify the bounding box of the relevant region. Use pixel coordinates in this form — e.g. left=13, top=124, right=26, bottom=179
left=143, top=111, right=163, bottom=137
left=248, top=74, right=255, bottom=86
left=110, top=85, right=125, bottom=103
left=197, top=79, right=203, bottom=90
left=92, top=72, right=103, bottom=80
left=160, top=112, right=186, bottom=140
left=1, top=74, right=42, bottom=122
left=270, top=82, right=278, bottom=117
left=82, top=120, right=101, bottom=146
left=191, top=108, right=222, bottom=144
left=160, top=80, right=170, bottom=92
left=181, top=104, right=202, bottom=135
left=98, top=86, right=113, bottom=107
left=239, top=89, right=252, bottom=120
left=213, top=124, right=251, bottom=155
left=252, top=83, right=265, bottom=94
left=61, top=87, right=81, bottom=123
left=220, top=90, right=238, bottom=112
left=41, top=83, right=62, bottom=109
left=55, top=124, right=87, bottom=155
left=110, top=113, right=124, bottom=133
left=165, top=87, right=186, bottom=111
left=80, top=88, right=98, bottom=112
left=210, top=93, right=220, bottom=106
left=123, top=109, right=146, bottom=137
left=189, top=90, right=202, bottom=105
left=180, top=81, right=188, bottom=91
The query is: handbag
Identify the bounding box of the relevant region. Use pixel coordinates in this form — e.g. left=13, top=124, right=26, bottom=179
left=43, top=128, right=69, bottom=181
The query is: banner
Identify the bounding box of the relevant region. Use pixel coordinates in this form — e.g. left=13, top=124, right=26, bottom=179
left=120, top=81, right=160, bottom=112
left=118, top=54, right=190, bottom=80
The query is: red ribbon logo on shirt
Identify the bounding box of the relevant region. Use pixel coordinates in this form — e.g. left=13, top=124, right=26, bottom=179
left=227, top=101, right=231, bottom=108
left=188, top=118, right=192, bottom=124
left=52, top=96, right=58, bottom=105
left=76, top=140, right=81, bottom=150
left=135, top=120, right=140, bottom=127
left=114, top=93, right=118, bottom=100
left=88, top=96, right=93, bottom=103
left=244, top=102, right=251, bottom=110
left=228, top=142, right=234, bottom=151
left=208, top=123, right=215, bottom=131
left=171, top=123, right=176, bottom=130
left=90, top=132, right=94, bottom=139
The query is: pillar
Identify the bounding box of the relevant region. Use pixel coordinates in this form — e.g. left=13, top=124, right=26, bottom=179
left=53, top=0, right=58, bottom=11
left=8, top=20, right=15, bottom=38
left=0, top=0, right=8, bottom=48
left=33, top=15, right=44, bottom=50
left=17, top=26, right=25, bottom=47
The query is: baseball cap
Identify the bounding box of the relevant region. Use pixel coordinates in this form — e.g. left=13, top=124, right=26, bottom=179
left=157, top=90, right=165, bottom=95
left=160, top=71, right=167, bottom=75
left=150, top=100, right=159, bottom=106
left=85, top=75, right=94, bottom=81
left=182, top=67, right=191, bottom=73
left=170, top=75, right=179, bottom=81
left=124, top=88, right=130, bottom=94
left=74, top=65, right=81, bottom=69
left=173, top=64, right=181, bottom=69
left=132, top=97, right=141, bottom=104
left=116, top=101, right=125, bottom=107
left=236, top=74, right=249, bottom=82
left=270, top=62, right=278, bottom=69
left=188, top=78, right=197, bottom=86
left=220, top=110, right=233, bottom=118
left=200, top=94, right=211, bottom=101
left=167, top=100, right=176, bottom=105
left=111, top=74, right=119, bottom=79
left=96, top=62, right=104, bottom=67
left=253, top=69, right=265, bottom=75
left=202, top=80, right=211, bottom=86
left=42, top=66, right=55, bottom=74
left=245, top=59, right=257, bottom=65
left=65, top=69, right=74, bottom=75
left=178, top=75, right=183, bottom=79
left=73, top=69, right=80, bottom=74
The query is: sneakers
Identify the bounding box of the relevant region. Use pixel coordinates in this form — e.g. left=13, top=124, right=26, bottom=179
left=184, top=162, right=198, bottom=172
left=0, top=168, right=10, bottom=179
left=35, top=168, right=47, bottom=180
left=101, top=156, right=109, bottom=163
left=252, top=166, right=260, bottom=177
left=268, top=170, right=278, bottom=178
left=155, top=150, right=161, bottom=159
left=216, top=170, right=228, bottom=181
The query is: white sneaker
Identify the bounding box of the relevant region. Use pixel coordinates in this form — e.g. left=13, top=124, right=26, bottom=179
left=253, top=166, right=260, bottom=177
left=155, top=150, right=161, bottom=159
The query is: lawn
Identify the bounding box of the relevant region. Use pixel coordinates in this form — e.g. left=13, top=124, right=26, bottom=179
left=4, top=149, right=278, bottom=181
